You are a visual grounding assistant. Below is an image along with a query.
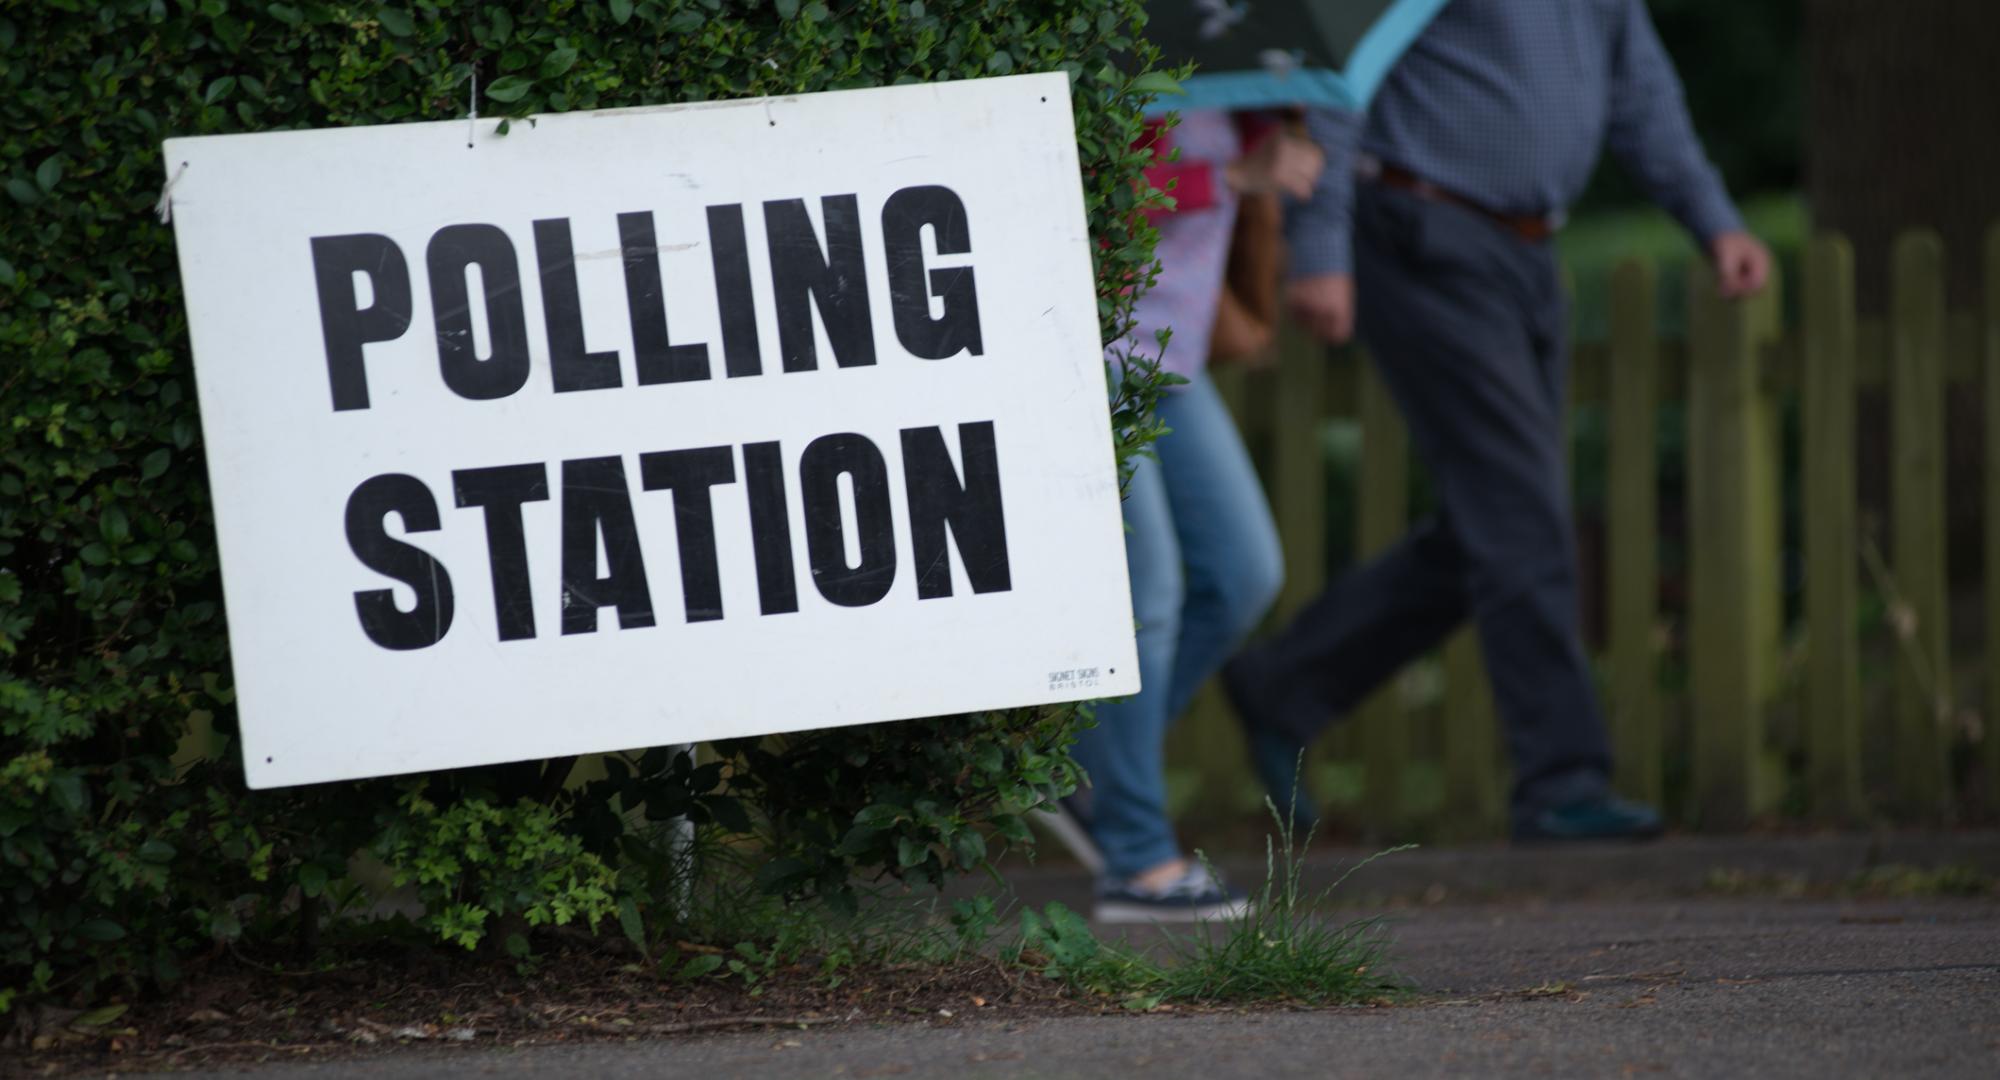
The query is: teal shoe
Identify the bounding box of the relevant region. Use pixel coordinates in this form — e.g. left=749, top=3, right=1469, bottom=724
left=1512, top=794, right=1663, bottom=843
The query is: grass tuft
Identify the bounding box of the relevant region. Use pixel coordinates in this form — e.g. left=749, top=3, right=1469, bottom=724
left=1160, top=806, right=1411, bottom=1005
left=1011, top=798, right=1411, bottom=1008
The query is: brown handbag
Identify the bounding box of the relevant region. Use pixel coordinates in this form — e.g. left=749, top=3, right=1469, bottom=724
left=1207, top=188, right=1285, bottom=367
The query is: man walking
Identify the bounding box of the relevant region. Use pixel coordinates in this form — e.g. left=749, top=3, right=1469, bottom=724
left=1227, top=0, right=1772, bottom=840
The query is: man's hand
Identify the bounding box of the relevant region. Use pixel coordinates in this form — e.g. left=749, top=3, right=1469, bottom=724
left=1224, top=134, right=1325, bottom=201
left=1288, top=272, right=1355, bottom=344
left=1709, top=231, right=1773, bottom=299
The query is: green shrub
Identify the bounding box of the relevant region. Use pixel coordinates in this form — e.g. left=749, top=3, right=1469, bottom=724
left=371, top=786, right=618, bottom=952
left=1, top=0, right=1171, bottom=1011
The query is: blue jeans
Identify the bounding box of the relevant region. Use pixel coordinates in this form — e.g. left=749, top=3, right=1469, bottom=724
left=1072, top=374, right=1283, bottom=879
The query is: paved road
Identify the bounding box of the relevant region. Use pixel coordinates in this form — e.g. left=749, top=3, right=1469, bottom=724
left=192, top=896, right=2000, bottom=1079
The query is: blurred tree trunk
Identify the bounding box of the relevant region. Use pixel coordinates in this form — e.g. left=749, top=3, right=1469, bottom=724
left=1806, top=0, right=2000, bottom=311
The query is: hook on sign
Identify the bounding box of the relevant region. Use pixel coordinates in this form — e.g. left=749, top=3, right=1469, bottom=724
left=467, top=64, right=478, bottom=149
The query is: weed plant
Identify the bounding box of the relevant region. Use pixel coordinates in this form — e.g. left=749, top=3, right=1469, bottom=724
left=1009, top=801, right=1409, bottom=1008
left=1159, top=816, right=1410, bottom=1005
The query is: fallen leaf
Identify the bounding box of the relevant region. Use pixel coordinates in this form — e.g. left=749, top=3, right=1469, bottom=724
left=73, top=1004, right=129, bottom=1028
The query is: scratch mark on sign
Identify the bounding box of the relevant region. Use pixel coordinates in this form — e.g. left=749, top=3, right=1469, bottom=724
left=590, top=96, right=802, bottom=118
left=428, top=559, right=443, bottom=645
left=917, top=545, right=949, bottom=589
left=429, top=275, right=524, bottom=343
left=575, top=243, right=700, bottom=261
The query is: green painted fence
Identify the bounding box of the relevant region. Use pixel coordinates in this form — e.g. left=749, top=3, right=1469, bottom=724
left=1167, top=224, right=2000, bottom=838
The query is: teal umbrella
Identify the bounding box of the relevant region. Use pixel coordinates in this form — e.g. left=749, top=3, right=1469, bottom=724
left=1146, top=0, right=1449, bottom=114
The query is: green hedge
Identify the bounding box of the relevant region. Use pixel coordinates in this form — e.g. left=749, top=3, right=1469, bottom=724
left=0, top=0, right=1171, bottom=1012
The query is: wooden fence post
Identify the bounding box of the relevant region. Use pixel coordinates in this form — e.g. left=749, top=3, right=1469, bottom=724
left=1890, top=230, right=1952, bottom=820
left=1210, top=362, right=1252, bottom=429
left=1353, top=356, right=1410, bottom=831
left=1802, top=233, right=1865, bottom=822
left=1607, top=258, right=1661, bottom=806
left=1686, top=264, right=1783, bottom=829
left=1440, top=628, right=1503, bottom=839
left=1749, top=267, right=1785, bottom=809
left=1270, top=324, right=1328, bottom=622
left=1987, top=222, right=2000, bottom=812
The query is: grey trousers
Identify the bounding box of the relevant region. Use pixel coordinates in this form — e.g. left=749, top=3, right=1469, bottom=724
left=1236, top=184, right=1612, bottom=816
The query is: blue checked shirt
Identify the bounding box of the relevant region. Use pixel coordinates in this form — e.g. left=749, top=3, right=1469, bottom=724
left=1288, top=0, right=1745, bottom=277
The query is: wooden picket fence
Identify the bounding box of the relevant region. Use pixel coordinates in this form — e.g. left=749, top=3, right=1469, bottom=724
left=1168, top=224, right=2000, bottom=837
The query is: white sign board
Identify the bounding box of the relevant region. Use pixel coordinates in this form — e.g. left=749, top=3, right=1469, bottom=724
left=165, top=73, right=1139, bottom=789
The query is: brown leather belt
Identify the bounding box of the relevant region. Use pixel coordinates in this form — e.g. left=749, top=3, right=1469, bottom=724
left=1369, top=162, right=1558, bottom=244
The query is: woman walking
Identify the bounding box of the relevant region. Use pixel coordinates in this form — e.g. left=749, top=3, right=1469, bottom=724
left=1064, top=110, right=1322, bottom=922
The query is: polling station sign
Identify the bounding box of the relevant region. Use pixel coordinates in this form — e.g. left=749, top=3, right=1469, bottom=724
left=164, top=73, right=1139, bottom=789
